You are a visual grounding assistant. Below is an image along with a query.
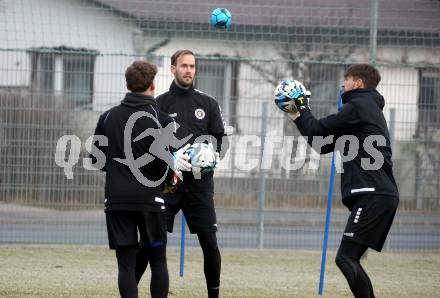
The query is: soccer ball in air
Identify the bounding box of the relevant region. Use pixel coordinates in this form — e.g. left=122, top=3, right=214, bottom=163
left=274, top=79, right=306, bottom=113
left=211, top=8, right=232, bottom=29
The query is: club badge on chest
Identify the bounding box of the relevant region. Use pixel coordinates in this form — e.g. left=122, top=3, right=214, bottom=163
left=195, top=108, right=205, bottom=120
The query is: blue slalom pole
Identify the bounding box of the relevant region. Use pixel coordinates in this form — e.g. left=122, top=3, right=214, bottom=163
left=318, top=90, right=343, bottom=295
left=179, top=213, right=186, bottom=277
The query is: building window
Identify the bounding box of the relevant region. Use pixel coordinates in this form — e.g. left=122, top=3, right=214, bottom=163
left=283, top=63, right=343, bottom=135
left=63, top=55, right=95, bottom=106
left=195, top=58, right=239, bottom=128
left=418, top=69, right=440, bottom=134
left=30, top=48, right=97, bottom=108
left=308, top=63, right=343, bottom=117
left=33, top=53, right=55, bottom=92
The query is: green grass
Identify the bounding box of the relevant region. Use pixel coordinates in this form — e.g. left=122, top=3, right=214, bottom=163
left=0, top=245, right=439, bottom=297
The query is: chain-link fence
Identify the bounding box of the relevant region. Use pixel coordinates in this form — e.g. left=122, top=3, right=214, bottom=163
left=1, top=0, right=439, bottom=251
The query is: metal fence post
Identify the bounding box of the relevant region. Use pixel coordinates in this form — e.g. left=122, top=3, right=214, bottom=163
left=369, top=0, right=379, bottom=64
left=386, top=107, right=396, bottom=251
left=257, top=102, right=268, bottom=249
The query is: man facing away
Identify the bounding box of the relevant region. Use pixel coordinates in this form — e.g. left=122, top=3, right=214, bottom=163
left=91, top=60, right=182, bottom=298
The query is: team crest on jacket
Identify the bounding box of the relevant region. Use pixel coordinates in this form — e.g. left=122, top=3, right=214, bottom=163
left=195, top=108, right=205, bottom=119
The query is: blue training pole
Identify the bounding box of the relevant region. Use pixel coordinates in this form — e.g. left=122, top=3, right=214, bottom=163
left=318, top=90, right=343, bottom=295
left=179, top=213, right=186, bottom=277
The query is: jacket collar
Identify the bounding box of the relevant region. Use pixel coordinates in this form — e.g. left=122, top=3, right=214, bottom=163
left=341, top=88, right=363, bottom=104
left=169, top=80, right=195, bottom=96
left=341, top=88, right=385, bottom=110
left=121, top=92, right=156, bottom=107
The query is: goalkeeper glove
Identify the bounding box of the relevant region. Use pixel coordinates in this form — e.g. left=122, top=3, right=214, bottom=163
left=162, top=169, right=183, bottom=193
left=286, top=85, right=310, bottom=113
left=287, top=90, right=311, bottom=121
left=172, top=144, right=192, bottom=172
left=286, top=85, right=311, bottom=113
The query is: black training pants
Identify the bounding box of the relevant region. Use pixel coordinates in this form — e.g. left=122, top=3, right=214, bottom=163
left=197, top=232, right=221, bottom=298
left=116, top=244, right=168, bottom=298
left=335, top=240, right=375, bottom=298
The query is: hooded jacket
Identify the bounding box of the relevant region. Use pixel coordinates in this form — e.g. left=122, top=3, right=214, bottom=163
left=156, top=81, right=227, bottom=192
left=92, top=92, right=174, bottom=211
left=294, top=88, right=399, bottom=208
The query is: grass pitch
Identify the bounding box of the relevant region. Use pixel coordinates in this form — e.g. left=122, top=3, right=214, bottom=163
left=0, top=245, right=439, bottom=297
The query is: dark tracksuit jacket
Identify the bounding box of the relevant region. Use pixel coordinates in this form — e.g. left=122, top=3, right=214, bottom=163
left=91, top=92, right=175, bottom=211
left=293, top=88, right=399, bottom=209
left=156, top=81, right=228, bottom=192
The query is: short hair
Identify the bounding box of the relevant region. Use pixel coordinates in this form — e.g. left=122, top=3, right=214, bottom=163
left=171, top=49, right=195, bottom=66
left=344, top=64, right=381, bottom=89
left=125, top=60, right=157, bottom=92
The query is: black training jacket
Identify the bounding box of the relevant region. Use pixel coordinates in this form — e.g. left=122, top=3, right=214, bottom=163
left=294, top=88, right=399, bottom=208
left=91, top=92, right=174, bottom=211
left=156, top=81, right=228, bottom=192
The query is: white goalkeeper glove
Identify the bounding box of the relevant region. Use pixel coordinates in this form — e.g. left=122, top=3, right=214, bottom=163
left=172, top=143, right=192, bottom=172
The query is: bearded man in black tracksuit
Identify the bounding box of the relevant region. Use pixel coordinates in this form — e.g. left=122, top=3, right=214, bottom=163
left=276, top=64, right=399, bottom=298
left=156, top=50, right=227, bottom=298
left=91, top=60, right=183, bottom=298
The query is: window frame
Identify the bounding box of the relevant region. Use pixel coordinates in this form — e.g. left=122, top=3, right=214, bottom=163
left=417, top=68, right=440, bottom=135
left=29, top=47, right=97, bottom=108
left=195, top=57, right=239, bottom=128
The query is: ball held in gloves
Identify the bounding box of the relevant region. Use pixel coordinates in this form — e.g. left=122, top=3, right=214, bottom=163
left=274, top=79, right=306, bottom=113
left=187, top=142, right=217, bottom=170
